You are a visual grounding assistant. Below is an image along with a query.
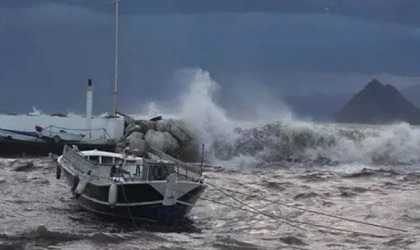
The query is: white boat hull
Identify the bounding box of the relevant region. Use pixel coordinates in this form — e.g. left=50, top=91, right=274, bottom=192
left=0, top=128, right=40, bottom=141
left=38, top=130, right=85, bottom=142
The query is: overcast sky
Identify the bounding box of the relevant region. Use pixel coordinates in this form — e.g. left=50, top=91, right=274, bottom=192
left=1, top=0, right=420, bottom=114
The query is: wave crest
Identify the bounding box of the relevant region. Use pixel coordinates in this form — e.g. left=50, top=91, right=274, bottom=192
left=132, top=68, right=420, bottom=168
left=19, top=68, right=420, bottom=169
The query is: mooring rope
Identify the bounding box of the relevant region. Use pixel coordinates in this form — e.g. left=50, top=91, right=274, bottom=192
left=165, top=186, right=303, bottom=229
left=204, top=183, right=395, bottom=238
left=202, top=186, right=306, bottom=231
left=166, top=185, right=400, bottom=238
left=119, top=181, right=139, bottom=229
left=206, top=182, right=408, bottom=233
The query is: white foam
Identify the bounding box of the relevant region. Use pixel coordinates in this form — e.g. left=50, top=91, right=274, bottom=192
left=28, top=68, right=420, bottom=169
left=131, top=68, right=420, bottom=168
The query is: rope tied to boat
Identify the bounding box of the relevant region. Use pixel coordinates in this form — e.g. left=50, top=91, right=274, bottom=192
left=206, top=182, right=408, bottom=233
left=166, top=182, right=407, bottom=238
left=119, top=180, right=139, bottom=229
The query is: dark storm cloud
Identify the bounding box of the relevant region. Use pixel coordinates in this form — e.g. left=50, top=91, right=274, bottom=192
left=2, top=0, right=420, bottom=27
left=1, top=1, right=420, bottom=114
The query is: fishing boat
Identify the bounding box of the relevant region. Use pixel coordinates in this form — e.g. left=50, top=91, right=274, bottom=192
left=53, top=145, right=206, bottom=223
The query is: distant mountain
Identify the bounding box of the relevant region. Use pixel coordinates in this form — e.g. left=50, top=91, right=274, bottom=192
left=283, top=82, right=420, bottom=121
left=334, top=79, right=420, bottom=125
left=283, top=93, right=353, bottom=121
left=400, top=84, right=420, bottom=109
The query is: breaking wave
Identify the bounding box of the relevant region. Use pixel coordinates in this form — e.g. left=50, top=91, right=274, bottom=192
left=23, top=68, right=420, bottom=168
left=132, top=68, right=420, bottom=168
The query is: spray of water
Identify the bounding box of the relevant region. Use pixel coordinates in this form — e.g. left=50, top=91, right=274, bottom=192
left=25, top=68, right=420, bottom=168
left=132, top=68, right=420, bottom=168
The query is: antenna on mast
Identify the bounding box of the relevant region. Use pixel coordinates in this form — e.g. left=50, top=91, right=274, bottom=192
left=111, top=0, right=121, bottom=116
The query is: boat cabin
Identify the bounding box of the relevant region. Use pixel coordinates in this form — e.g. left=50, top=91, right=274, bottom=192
left=62, top=146, right=201, bottom=183
left=84, top=154, right=137, bottom=166
left=81, top=149, right=140, bottom=164
left=75, top=149, right=176, bottom=181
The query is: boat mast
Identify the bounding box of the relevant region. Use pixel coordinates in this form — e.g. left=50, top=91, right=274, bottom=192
left=113, top=0, right=120, bottom=116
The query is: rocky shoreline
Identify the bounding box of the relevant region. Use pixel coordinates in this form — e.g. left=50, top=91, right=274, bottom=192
left=116, top=114, right=200, bottom=162
left=114, top=115, right=359, bottom=167
left=115, top=115, right=408, bottom=167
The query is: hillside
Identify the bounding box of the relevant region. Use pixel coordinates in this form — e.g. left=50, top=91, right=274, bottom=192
left=400, top=84, right=420, bottom=109
left=334, top=79, right=420, bottom=125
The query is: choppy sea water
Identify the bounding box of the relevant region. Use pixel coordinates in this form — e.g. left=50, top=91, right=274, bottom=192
left=1, top=158, right=420, bottom=250
left=4, top=69, right=420, bottom=249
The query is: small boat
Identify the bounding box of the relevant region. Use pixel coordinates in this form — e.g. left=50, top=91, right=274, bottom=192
left=53, top=145, right=206, bottom=224
left=35, top=125, right=85, bottom=143
left=0, top=128, right=40, bottom=141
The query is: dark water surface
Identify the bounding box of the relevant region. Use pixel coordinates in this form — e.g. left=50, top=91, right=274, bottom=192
left=1, top=158, right=420, bottom=249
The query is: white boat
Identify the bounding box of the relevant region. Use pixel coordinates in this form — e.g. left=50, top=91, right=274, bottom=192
left=53, top=145, right=206, bottom=223
left=35, top=125, right=85, bottom=143
left=0, top=128, right=40, bottom=141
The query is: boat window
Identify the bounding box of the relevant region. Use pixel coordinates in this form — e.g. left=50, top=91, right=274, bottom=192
left=89, top=156, right=100, bottom=163
left=101, top=156, right=114, bottom=165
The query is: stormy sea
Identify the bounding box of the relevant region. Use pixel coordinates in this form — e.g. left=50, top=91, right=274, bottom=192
left=1, top=69, right=420, bottom=250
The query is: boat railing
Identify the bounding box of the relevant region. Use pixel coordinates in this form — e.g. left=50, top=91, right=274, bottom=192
left=142, top=159, right=200, bottom=182
left=148, top=147, right=202, bottom=180
left=62, top=145, right=202, bottom=182
left=62, top=145, right=98, bottom=175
